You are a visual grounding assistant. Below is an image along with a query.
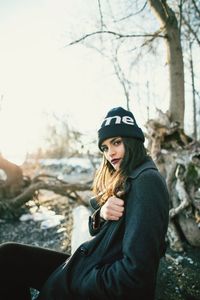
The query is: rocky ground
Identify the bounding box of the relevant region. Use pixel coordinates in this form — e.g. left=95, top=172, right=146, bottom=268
left=0, top=192, right=200, bottom=300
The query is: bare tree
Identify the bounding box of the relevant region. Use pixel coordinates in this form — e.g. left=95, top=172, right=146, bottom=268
left=178, top=0, right=200, bottom=140
left=147, top=0, right=185, bottom=127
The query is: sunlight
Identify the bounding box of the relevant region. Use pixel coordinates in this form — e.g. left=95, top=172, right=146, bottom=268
left=0, top=0, right=172, bottom=164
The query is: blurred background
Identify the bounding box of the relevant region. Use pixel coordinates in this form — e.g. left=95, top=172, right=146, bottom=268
left=0, top=0, right=199, bottom=164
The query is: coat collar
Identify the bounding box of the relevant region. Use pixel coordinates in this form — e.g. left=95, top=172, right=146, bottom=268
left=128, top=157, right=158, bottom=180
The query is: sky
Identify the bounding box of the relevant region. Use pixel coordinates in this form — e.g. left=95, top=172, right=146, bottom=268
left=0, top=0, right=170, bottom=164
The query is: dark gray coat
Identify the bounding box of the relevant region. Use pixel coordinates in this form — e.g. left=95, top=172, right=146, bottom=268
left=38, top=158, right=169, bottom=300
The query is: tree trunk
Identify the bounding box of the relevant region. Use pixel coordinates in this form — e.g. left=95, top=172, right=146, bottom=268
left=189, top=41, right=197, bottom=140
left=147, top=0, right=185, bottom=127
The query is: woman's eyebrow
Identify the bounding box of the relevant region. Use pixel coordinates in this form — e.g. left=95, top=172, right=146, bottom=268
left=110, top=137, right=120, bottom=143
left=101, top=137, right=121, bottom=148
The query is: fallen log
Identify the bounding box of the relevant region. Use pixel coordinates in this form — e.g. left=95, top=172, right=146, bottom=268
left=0, top=173, right=92, bottom=218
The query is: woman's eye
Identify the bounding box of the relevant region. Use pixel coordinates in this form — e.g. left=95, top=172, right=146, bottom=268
left=101, top=146, right=108, bottom=152
left=114, top=139, right=122, bottom=146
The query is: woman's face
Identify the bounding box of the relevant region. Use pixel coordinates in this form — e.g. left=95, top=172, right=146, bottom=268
left=100, top=136, right=125, bottom=170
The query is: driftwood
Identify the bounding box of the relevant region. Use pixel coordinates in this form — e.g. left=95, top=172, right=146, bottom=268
left=0, top=155, right=24, bottom=198
left=146, top=110, right=200, bottom=251
left=0, top=160, right=92, bottom=218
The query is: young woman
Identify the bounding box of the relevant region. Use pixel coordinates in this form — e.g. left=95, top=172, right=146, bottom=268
left=0, top=107, right=169, bottom=300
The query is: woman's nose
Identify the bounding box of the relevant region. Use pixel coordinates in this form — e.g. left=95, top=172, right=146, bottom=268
left=108, top=146, right=115, bottom=157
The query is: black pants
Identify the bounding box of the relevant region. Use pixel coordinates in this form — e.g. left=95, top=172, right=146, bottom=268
left=0, top=242, right=69, bottom=300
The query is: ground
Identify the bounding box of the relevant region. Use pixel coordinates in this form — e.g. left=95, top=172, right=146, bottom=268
left=0, top=193, right=200, bottom=300
left=156, top=245, right=200, bottom=300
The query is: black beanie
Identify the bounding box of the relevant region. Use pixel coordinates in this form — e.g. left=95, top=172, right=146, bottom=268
left=98, top=107, right=145, bottom=150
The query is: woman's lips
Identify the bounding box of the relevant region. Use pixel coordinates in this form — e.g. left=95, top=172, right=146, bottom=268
left=111, top=158, right=121, bottom=165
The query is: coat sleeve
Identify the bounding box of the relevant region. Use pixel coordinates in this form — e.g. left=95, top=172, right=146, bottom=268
left=78, top=170, right=169, bottom=299
left=88, top=197, right=106, bottom=236
left=88, top=208, right=106, bottom=236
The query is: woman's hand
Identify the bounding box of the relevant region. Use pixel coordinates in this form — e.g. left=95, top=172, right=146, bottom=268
left=100, top=196, right=124, bottom=221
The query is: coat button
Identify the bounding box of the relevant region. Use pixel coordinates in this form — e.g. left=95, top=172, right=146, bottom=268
left=79, top=246, right=88, bottom=256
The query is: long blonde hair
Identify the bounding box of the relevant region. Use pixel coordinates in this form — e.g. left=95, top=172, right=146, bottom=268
left=92, top=137, right=147, bottom=205
left=92, top=156, right=127, bottom=205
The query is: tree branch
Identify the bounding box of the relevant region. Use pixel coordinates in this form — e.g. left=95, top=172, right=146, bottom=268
left=66, top=30, right=165, bottom=47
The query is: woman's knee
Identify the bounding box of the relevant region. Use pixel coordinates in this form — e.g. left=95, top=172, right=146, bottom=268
left=0, top=242, right=22, bottom=258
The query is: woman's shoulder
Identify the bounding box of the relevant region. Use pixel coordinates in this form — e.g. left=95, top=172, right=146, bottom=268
left=128, top=156, right=158, bottom=180
left=127, top=157, right=167, bottom=192
left=126, top=159, right=169, bottom=206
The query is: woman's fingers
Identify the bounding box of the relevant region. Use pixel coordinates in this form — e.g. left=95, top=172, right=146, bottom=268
left=100, top=196, right=124, bottom=220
